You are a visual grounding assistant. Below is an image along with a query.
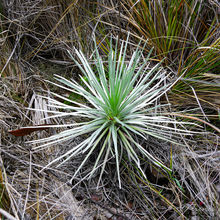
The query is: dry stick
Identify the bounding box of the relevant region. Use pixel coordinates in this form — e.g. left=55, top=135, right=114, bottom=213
left=36, top=181, right=40, bottom=220
left=189, top=85, right=209, bottom=121
left=0, top=34, right=21, bottom=77
left=0, top=208, right=18, bottom=220
left=169, top=113, right=220, bottom=134
left=22, top=151, right=32, bottom=220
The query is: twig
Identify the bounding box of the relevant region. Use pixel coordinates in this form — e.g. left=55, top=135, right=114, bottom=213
left=0, top=208, right=18, bottom=220
left=169, top=113, right=220, bottom=134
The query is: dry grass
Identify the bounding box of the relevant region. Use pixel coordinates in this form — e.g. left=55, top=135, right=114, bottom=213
left=0, top=0, right=219, bottom=219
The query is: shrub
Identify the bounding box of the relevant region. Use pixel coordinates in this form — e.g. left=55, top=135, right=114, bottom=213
left=29, top=35, right=196, bottom=187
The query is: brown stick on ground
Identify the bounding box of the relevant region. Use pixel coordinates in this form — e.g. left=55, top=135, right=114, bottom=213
left=169, top=113, right=220, bottom=134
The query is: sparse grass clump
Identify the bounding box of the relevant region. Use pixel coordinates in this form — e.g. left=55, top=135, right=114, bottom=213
left=118, top=0, right=220, bottom=112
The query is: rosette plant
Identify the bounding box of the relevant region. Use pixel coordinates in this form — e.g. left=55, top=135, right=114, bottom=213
left=30, top=35, right=194, bottom=187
